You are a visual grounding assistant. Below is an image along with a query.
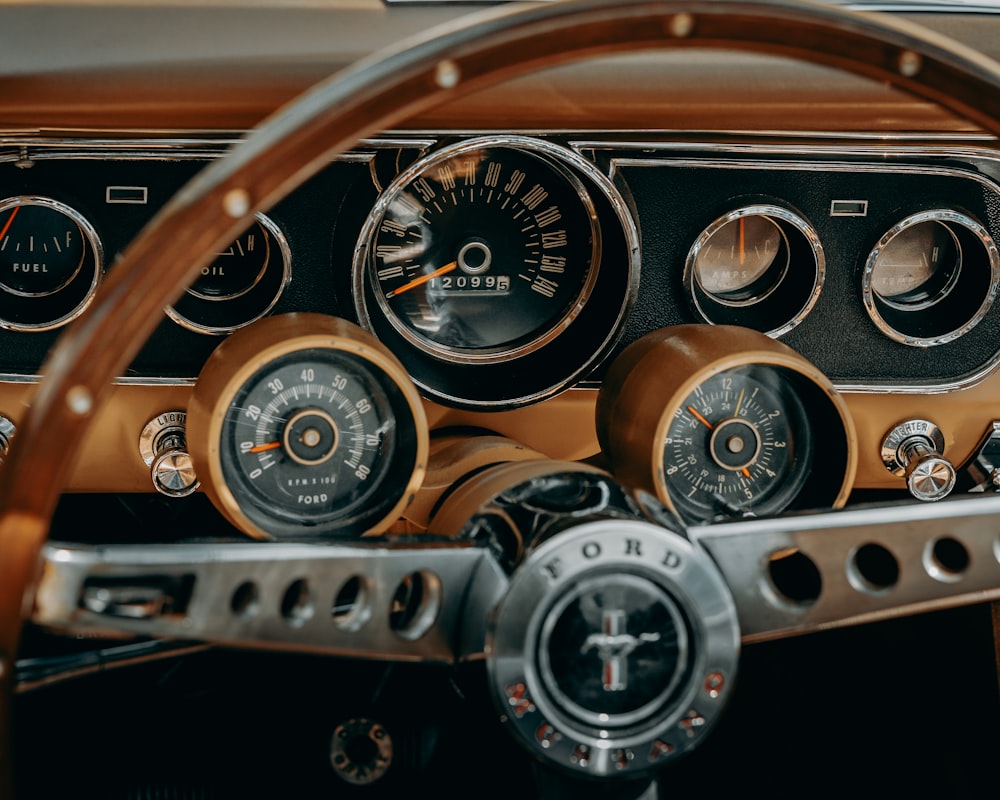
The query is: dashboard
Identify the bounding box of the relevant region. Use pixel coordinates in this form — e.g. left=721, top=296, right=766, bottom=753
left=6, top=133, right=1000, bottom=503
left=9, top=1, right=1000, bottom=798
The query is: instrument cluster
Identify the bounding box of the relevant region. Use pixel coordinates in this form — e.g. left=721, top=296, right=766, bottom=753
left=2, top=134, right=1000, bottom=527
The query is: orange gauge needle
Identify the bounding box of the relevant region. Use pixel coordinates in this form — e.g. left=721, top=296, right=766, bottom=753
left=741, top=467, right=752, bottom=479
left=248, top=441, right=281, bottom=454
left=0, top=205, right=20, bottom=243
left=686, top=406, right=714, bottom=430
left=386, top=261, right=457, bottom=299
left=738, top=216, right=745, bottom=265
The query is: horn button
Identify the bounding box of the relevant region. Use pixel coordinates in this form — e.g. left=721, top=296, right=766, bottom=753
left=487, top=513, right=740, bottom=779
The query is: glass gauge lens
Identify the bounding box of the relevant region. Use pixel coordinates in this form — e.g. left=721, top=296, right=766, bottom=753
left=219, top=347, right=417, bottom=538
left=663, top=366, right=813, bottom=521
left=692, top=214, right=789, bottom=304
left=869, top=220, right=960, bottom=309
left=363, top=144, right=598, bottom=362
left=0, top=201, right=87, bottom=297
left=188, top=218, right=271, bottom=301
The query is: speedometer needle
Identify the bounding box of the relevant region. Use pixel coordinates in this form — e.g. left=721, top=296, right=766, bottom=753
left=386, top=261, right=457, bottom=298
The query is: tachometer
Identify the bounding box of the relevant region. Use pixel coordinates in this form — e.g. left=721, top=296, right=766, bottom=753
left=188, top=313, right=428, bottom=540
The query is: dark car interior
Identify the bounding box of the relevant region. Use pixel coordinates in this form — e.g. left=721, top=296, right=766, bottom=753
left=4, top=0, right=1000, bottom=797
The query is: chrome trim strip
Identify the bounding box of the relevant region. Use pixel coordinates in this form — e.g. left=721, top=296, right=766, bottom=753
left=693, top=492, right=1000, bottom=643
left=32, top=491, right=1000, bottom=656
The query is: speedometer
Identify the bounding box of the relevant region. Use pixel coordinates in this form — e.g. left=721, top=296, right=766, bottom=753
left=359, top=140, right=598, bottom=362
left=353, top=136, right=639, bottom=409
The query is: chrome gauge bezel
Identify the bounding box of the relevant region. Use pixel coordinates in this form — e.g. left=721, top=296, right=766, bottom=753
left=352, top=135, right=640, bottom=410
left=684, top=204, right=824, bottom=338
left=166, top=212, right=291, bottom=335
left=0, top=195, right=104, bottom=333
left=862, top=209, right=1000, bottom=348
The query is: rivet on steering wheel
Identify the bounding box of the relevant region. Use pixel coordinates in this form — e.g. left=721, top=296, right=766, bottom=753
left=899, top=50, right=922, bottom=77
left=65, top=386, right=92, bottom=416
left=222, top=188, right=252, bottom=219
left=669, top=12, right=695, bottom=38
left=434, top=59, right=461, bottom=89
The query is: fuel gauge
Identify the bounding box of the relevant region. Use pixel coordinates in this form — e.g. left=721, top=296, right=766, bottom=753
left=0, top=199, right=86, bottom=297
left=0, top=196, right=103, bottom=331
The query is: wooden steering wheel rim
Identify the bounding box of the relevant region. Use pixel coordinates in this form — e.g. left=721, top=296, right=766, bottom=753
left=5, top=0, right=1000, bottom=791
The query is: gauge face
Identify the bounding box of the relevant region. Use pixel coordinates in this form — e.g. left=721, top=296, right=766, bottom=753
left=0, top=201, right=86, bottom=297
left=868, top=219, right=960, bottom=310
left=190, top=315, right=428, bottom=540
left=188, top=218, right=271, bottom=301
left=691, top=214, right=788, bottom=304
left=167, top=213, right=290, bottom=335
left=220, top=347, right=415, bottom=537
left=862, top=210, right=1000, bottom=347
left=0, top=196, right=103, bottom=331
left=663, top=365, right=813, bottom=521
left=684, top=205, right=823, bottom=338
left=360, top=143, right=598, bottom=363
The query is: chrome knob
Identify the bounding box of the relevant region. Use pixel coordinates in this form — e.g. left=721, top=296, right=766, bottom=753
left=881, top=420, right=955, bottom=502
left=140, top=411, right=200, bottom=498
left=0, top=414, right=15, bottom=467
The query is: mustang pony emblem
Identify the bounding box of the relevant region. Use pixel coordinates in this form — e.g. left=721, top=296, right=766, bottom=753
left=580, top=609, right=661, bottom=691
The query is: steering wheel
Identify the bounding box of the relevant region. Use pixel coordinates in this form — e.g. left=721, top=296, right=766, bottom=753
left=6, top=0, right=1000, bottom=794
